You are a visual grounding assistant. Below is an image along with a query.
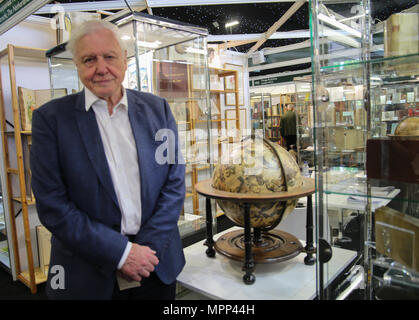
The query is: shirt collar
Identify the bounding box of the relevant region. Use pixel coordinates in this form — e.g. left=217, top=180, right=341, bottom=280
left=84, top=87, right=128, bottom=112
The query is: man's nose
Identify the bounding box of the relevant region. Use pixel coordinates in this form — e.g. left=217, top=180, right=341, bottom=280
left=95, top=56, right=108, bottom=74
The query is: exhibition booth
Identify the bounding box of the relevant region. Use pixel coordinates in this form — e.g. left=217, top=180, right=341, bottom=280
left=0, top=0, right=418, bottom=300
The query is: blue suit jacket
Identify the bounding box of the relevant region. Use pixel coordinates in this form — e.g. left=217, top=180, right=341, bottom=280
left=30, top=89, right=186, bottom=299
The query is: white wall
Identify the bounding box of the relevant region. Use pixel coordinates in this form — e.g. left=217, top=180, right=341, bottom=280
left=0, top=16, right=56, bottom=50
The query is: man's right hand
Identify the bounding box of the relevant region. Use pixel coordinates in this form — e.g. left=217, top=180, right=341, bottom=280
left=119, top=243, right=159, bottom=282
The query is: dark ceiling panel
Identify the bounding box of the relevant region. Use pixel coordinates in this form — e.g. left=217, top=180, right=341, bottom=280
left=153, top=3, right=309, bottom=36
left=39, top=0, right=418, bottom=75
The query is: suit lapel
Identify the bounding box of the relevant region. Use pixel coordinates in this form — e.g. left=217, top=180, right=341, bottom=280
left=126, top=90, right=155, bottom=214
left=74, top=91, right=119, bottom=209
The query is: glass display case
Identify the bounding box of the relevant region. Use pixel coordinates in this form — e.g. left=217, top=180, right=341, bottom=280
left=294, top=79, right=314, bottom=168
left=310, top=0, right=419, bottom=299
left=46, top=12, right=218, bottom=242
left=250, top=93, right=269, bottom=139
left=366, top=22, right=419, bottom=300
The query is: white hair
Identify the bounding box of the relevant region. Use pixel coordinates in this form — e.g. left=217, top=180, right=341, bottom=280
left=67, top=20, right=126, bottom=59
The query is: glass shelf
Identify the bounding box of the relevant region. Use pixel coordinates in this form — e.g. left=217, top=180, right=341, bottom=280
left=370, top=255, right=419, bottom=291
left=321, top=53, right=419, bottom=72
left=383, top=262, right=419, bottom=290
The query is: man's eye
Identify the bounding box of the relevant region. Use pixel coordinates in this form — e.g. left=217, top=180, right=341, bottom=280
left=105, top=55, right=116, bottom=60
left=83, top=57, right=95, bottom=64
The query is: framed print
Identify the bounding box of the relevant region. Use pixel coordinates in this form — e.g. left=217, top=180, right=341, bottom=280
left=209, top=94, right=220, bottom=117
left=154, top=61, right=188, bottom=99
left=224, top=63, right=244, bottom=106
left=209, top=72, right=224, bottom=91
left=18, top=87, right=67, bottom=131
left=225, top=91, right=236, bottom=106
left=239, top=108, right=248, bottom=130
left=225, top=109, right=238, bottom=131
left=125, top=57, right=138, bottom=90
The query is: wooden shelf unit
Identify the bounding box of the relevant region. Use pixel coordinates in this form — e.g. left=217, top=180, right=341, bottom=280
left=0, top=44, right=48, bottom=294
left=163, top=66, right=240, bottom=218
left=186, top=66, right=240, bottom=216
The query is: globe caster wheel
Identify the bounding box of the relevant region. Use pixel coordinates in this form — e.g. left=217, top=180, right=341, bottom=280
left=243, top=273, right=255, bottom=285
left=304, top=254, right=316, bottom=265
left=206, top=247, right=216, bottom=258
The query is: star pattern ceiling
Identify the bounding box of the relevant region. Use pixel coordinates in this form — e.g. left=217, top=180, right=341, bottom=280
left=51, top=0, right=417, bottom=53
left=40, top=1, right=418, bottom=75
left=153, top=3, right=310, bottom=52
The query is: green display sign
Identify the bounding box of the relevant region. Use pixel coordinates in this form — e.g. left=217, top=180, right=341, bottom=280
left=0, top=0, right=33, bottom=25
left=252, top=72, right=311, bottom=87
left=0, top=0, right=50, bottom=35
left=253, top=77, right=282, bottom=86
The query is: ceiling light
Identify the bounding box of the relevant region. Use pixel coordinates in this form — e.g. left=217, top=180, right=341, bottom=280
left=136, top=40, right=162, bottom=49
left=225, top=20, right=239, bottom=28
left=185, top=47, right=207, bottom=55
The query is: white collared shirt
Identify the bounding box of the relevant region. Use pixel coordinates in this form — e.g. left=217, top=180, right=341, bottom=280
left=85, top=87, right=141, bottom=268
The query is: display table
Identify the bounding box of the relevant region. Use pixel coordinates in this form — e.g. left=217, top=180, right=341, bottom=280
left=177, top=227, right=357, bottom=300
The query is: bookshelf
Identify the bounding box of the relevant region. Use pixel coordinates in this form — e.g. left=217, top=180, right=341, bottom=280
left=0, top=44, right=49, bottom=294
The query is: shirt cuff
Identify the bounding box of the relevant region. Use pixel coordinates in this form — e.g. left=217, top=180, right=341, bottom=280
left=117, top=241, right=132, bottom=270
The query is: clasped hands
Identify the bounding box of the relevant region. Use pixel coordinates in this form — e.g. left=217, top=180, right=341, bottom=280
left=118, top=243, right=159, bottom=283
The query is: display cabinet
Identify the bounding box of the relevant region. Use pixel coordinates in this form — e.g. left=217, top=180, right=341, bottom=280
left=189, top=65, right=240, bottom=218
left=260, top=93, right=281, bottom=142
left=310, top=0, right=418, bottom=299
left=366, top=39, right=419, bottom=300
left=249, top=93, right=269, bottom=139
left=294, top=79, right=314, bottom=167
left=269, top=96, right=283, bottom=143
left=208, top=66, right=240, bottom=166
left=46, top=12, right=234, bottom=242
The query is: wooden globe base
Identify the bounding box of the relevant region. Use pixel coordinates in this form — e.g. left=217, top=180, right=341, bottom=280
left=214, top=229, right=303, bottom=264
left=196, top=177, right=316, bottom=284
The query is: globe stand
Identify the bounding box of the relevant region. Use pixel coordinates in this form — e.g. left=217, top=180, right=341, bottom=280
left=304, top=195, right=316, bottom=265
left=242, top=203, right=255, bottom=284
left=197, top=178, right=316, bottom=285
left=204, top=197, right=216, bottom=258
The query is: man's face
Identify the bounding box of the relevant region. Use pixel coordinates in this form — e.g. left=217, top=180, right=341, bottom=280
left=74, top=28, right=127, bottom=100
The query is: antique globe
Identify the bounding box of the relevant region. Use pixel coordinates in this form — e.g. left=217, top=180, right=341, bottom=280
left=195, top=136, right=315, bottom=283
left=211, top=136, right=303, bottom=230
left=394, top=116, right=419, bottom=136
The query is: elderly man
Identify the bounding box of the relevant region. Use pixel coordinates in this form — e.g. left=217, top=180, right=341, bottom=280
left=30, top=20, right=185, bottom=300
left=280, top=104, right=297, bottom=151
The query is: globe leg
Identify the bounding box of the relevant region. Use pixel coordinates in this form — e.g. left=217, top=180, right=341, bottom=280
left=204, top=197, right=216, bottom=258
left=304, top=195, right=316, bottom=265
left=242, top=203, right=255, bottom=284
